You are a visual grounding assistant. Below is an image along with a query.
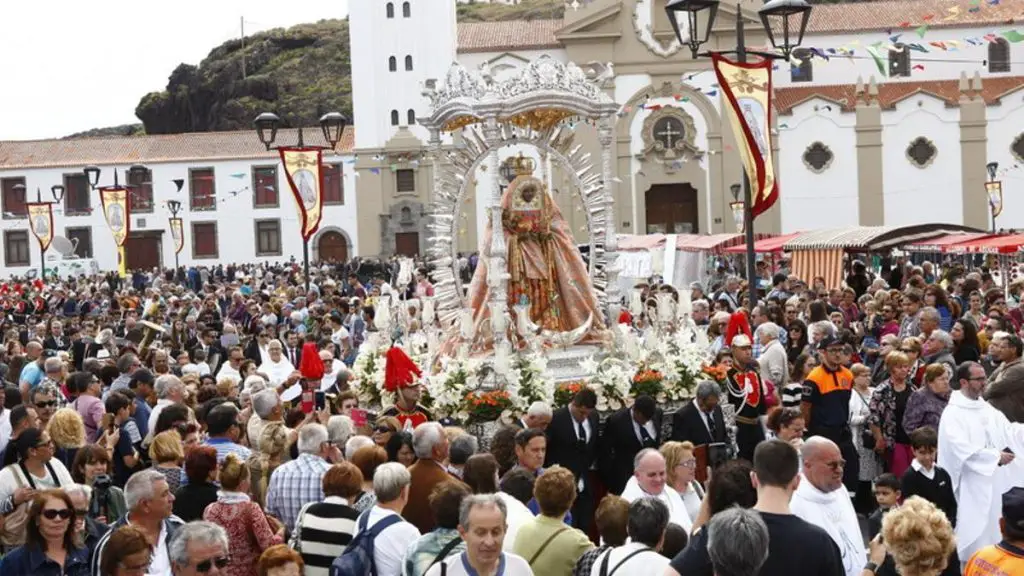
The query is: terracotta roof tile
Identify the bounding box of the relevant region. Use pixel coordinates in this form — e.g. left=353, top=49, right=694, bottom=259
left=457, top=19, right=563, bottom=53
left=775, top=75, right=1024, bottom=114
left=0, top=126, right=354, bottom=170
left=806, top=0, right=1024, bottom=35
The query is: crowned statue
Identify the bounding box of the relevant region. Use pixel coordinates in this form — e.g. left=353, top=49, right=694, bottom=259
left=464, top=154, right=608, bottom=348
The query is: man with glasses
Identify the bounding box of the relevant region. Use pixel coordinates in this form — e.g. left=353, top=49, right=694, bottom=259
left=790, top=437, right=866, bottom=576
left=30, top=383, right=61, bottom=430
left=802, top=336, right=859, bottom=496
left=168, top=521, right=230, bottom=576
left=215, top=346, right=244, bottom=382
left=939, top=361, right=1024, bottom=566
left=986, top=334, right=1024, bottom=423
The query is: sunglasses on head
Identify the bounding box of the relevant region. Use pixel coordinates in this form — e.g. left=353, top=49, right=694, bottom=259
left=41, top=508, right=73, bottom=520
left=195, top=556, right=231, bottom=573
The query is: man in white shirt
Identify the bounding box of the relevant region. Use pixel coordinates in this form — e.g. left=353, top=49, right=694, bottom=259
left=620, top=448, right=692, bottom=532
left=790, top=437, right=865, bottom=576
left=427, top=493, right=534, bottom=576
left=591, top=497, right=669, bottom=575
left=353, top=462, right=421, bottom=576
left=938, top=360, right=1024, bottom=563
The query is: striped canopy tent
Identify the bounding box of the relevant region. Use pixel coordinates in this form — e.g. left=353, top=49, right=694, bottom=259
left=783, top=224, right=983, bottom=289
left=723, top=232, right=803, bottom=254
left=904, top=232, right=995, bottom=253
left=676, top=233, right=747, bottom=253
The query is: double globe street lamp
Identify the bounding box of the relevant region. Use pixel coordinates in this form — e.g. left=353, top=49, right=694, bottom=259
left=253, top=111, right=348, bottom=291
left=666, top=0, right=812, bottom=311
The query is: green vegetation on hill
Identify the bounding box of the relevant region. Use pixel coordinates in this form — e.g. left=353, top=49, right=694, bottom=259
left=457, top=0, right=564, bottom=22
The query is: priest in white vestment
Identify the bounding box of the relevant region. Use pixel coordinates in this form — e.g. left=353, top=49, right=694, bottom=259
left=938, top=360, right=1024, bottom=562
left=790, top=437, right=866, bottom=576
left=620, top=448, right=693, bottom=532
left=257, top=339, right=297, bottom=389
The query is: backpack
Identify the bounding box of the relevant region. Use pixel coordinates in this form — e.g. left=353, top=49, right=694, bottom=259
left=330, top=511, right=403, bottom=576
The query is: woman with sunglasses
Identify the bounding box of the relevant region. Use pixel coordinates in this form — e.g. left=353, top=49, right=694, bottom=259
left=0, top=489, right=90, bottom=575
left=0, top=428, right=74, bottom=548
left=371, top=416, right=401, bottom=448
left=98, top=525, right=153, bottom=576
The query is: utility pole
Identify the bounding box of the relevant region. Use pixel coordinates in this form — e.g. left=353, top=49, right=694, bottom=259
left=240, top=16, right=246, bottom=79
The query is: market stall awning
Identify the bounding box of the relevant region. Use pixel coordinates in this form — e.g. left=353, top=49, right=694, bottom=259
left=723, top=232, right=803, bottom=254
left=944, top=233, right=1024, bottom=254
left=783, top=224, right=983, bottom=252
left=904, top=232, right=994, bottom=252
left=676, top=233, right=744, bottom=253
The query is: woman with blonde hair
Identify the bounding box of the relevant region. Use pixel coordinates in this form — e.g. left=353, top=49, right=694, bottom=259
left=203, top=453, right=285, bottom=576
left=869, top=351, right=915, bottom=478
left=660, top=441, right=704, bottom=522
left=881, top=496, right=957, bottom=576
left=149, top=429, right=186, bottom=493
left=47, top=408, right=86, bottom=470
left=849, top=363, right=881, bottom=514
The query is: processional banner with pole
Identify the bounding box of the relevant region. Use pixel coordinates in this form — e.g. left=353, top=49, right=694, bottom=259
left=711, top=53, right=778, bottom=218
left=169, top=217, right=185, bottom=254
left=26, top=203, right=54, bottom=251
left=100, top=187, right=130, bottom=278
left=278, top=147, right=324, bottom=240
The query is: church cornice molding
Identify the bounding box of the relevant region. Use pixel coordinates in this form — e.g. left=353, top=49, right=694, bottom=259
left=555, top=1, right=622, bottom=41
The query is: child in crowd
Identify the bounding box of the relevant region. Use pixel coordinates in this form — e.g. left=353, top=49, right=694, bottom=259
left=868, top=473, right=901, bottom=539
left=900, top=426, right=957, bottom=527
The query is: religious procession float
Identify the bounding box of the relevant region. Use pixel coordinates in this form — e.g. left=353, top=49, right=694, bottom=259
left=350, top=56, right=732, bottom=441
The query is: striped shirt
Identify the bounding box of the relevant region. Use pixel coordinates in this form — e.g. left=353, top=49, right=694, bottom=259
left=781, top=382, right=803, bottom=407
left=203, top=437, right=252, bottom=463
left=292, top=497, right=360, bottom=576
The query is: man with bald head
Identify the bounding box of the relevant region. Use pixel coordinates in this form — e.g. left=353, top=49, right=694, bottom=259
left=620, top=448, right=692, bottom=531
left=789, top=437, right=865, bottom=576
left=18, top=341, right=45, bottom=397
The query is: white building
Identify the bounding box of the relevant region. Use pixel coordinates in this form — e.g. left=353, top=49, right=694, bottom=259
left=0, top=128, right=357, bottom=276
left=348, top=0, right=1024, bottom=258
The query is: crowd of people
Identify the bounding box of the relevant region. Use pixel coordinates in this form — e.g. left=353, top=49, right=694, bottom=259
left=0, top=254, right=1020, bottom=576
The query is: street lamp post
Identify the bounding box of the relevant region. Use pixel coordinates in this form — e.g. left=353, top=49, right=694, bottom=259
left=14, top=183, right=64, bottom=278
left=253, top=111, right=348, bottom=292
left=667, top=0, right=812, bottom=311
left=986, top=161, right=1002, bottom=233
left=83, top=164, right=150, bottom=277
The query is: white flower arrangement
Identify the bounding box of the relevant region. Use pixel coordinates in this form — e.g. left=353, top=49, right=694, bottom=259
left=423, top=352, right=553, bottom=423
left=352, top=344, right=389, bottom=409
left=507, top=353, right=552, bottom=412
left=425, top=356, right=483, bottom=422
left=579, top=356, right=633, bottom=411
left=660, top=325, right=712, bottom=401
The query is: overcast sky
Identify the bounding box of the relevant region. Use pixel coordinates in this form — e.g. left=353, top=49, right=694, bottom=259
left=0, top=0, right=348, bottom=141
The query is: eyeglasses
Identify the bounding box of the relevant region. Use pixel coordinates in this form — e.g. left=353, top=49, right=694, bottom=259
left=677, top=459, right=697, bottom=469
left=824, top=459, right=846, bottom=471
left=195, top=556, right=231, bottom=573
left=375, top=426, right=394, bottom=434
left=35, top=400, right=57, bottom=408
left=41, top=508, right=73, bottom=520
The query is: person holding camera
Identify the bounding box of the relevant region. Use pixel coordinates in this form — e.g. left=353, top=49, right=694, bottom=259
left=70, top=445, right=127, bottom=524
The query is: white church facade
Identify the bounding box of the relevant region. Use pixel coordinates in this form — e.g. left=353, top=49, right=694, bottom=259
left=349, top=0, right=1024, bottom=257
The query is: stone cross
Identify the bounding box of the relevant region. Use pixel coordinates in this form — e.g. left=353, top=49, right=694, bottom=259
left=657, top=120, right=681, bottom=148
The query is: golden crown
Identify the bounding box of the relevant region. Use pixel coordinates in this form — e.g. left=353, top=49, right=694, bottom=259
left=508, top=154, right=536, bottom=176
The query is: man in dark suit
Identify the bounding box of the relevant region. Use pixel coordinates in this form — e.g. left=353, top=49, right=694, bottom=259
left=600, top=395, right=662, bottom=495
left=545, top=387, right=600, bottom=534
left=671, top=380, right=727, bottom=446
left=515, top=401, right=552, bottom=431
left=43, top=320, right=70, bottom=352
left=284, top=330, right=302, bottom=367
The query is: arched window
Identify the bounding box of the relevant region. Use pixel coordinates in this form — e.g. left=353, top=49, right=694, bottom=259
left=388, top=56, right=397, bottom=72
left=790, top=48, right=813, bottom=83
left=989, top=38, right=1011, bottom=73
left=405, top=55, right=413, bottom=71
left=407, top=109, right=416, bottom=125
left=402, top=1, right=410, bottom=18
left=386, top=2, right=394, bottom=18
left=889, top=43, right=911, bottom=77
left=391, top=110, right=399, bottom=126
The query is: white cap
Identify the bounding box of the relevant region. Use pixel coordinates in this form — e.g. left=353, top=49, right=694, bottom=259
left=731, top=334, right=752, bottom=348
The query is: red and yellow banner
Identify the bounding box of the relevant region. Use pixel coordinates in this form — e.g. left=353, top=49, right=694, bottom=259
left=279, top=147, right=324, bottom=240
left=26, top=202, right=54, bottom=251
left=99, top=187, right=131, bottom=247
left=169, top=217, right=185, bottom=254
left=711, top=53, right=778, bottom=219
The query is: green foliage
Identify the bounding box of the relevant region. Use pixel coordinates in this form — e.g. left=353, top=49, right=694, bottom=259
left=457, top=0, right=564, bottom=22
left=64, top=124, right=145, bottom=139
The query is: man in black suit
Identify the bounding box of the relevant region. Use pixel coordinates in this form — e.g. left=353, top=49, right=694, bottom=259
left=515, top=401, right=552, bottom=431
left=671, top=380, right=727, bottom=446
left=284, top=330, right=302, bottom=367
left=43, top=320, right=70, bottom=352
left=600, top=395, right=662, bottom=495
left=545, top=387, right=600, bottom=534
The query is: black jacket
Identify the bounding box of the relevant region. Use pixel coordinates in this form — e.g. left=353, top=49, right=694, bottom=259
left=545, top=407, right=599, bottom=490
left=671, top=401, right=727, bottom=446
left=600, top=407, right=663, bottom=494
left=172, top=481, right=219, bottom=522
left=43, top=335, right=70, bottom=351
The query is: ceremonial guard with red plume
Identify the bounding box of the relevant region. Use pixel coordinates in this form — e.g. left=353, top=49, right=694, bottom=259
left=380, top=346, right=432, bottom=429
left=724, top=311, right=767, bottom=461
left=297, top=342, right=323, bottom=414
